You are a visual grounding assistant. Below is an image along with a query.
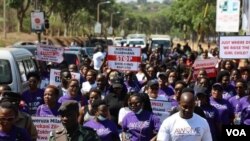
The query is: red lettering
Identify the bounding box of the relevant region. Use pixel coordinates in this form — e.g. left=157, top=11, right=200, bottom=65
left=225, top=51, right=233, bottom=55
left=231, top=41, right=244, bottom=44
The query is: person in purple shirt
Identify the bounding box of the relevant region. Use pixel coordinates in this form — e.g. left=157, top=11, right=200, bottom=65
left=83, top=99, right=120, bottom=141
left=166, top=70, right=177, bottom=93
left=230, top=69, right=240, bottom=87
left=196, top=92, right=220, bottom=141
left=122, top=93, right=160, bottom=141
left=124, top=71, right=141, bottom=93
left=21, top=72, right=44, bottom=115
left=216, top=70, right=236, bottom=100
left=0, top=101, right=32, bottom=141
left=36, top=85, right=61, bottom=117
left=236, top=95, right=250, bottom=125
left=228, top=79, right=247, bottom=113
left=58, top=79, right=86, bottom=105
left=158, top=72, right=175, bottom=96
left=169, top=81, right=187, bottom=107
left=210, top=83, right=234, bottom=125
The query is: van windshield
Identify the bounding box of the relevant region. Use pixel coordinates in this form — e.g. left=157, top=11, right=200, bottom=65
left=129, top=41, right=145, bottom=45
left=151, top=40, right=171, bottom=48
left=0, top=60, right=12, bottom=84
left=63, top=53, right=79, bottom=66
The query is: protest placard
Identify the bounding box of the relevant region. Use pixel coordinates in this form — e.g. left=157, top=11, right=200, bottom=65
left=192, top=58, right=218, bottom=78
left=150, top=100, right=172, bottom=123
left=32, top=116, right=62, bottom=141
left=36, top=45, right=64, bottom=63
left=49, top=69, right=80, bottom=86
left=107, top=46, right=141, bottom=71
left=219, top=36, right=250, bottom=59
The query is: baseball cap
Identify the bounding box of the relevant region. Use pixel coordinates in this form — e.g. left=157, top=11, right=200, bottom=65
left=147, top=80, right=158, bottom=87
left=58, top=100, right=79, bottom=114
left=1, top=91, right=21, bottom=102
left=212, top=83, right=223, bottom=91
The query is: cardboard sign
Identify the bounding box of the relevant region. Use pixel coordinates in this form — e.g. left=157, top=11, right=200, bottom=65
left=49, top=69, right=81, bottom=87
left=32, top=116, right=62, bottom=141
left=192, top=58, right=218, bottom=78
left=36, top=45, right=64, bottom=63
left=150, top=100, right=172, bottom=123
left=31, top=11, right=45, bottom=32
left=219, top=36, right=250, bottom=59
left=216, top=0, right=240, bottom=32
left=107, top=46, right=141, bottom=71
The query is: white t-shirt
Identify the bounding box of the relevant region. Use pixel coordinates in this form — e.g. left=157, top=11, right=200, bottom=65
left=92, top=51, right=105, bottom=70
left=81, top=81, right=97, bottom=94
left=118, top=107, right=131, bottom=125
left=157, top=112, right=212, bottom=141
left=136, top=73, right=146, bottom=82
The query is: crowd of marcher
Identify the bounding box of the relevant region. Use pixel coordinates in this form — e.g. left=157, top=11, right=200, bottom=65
left=0, top=42, right=250, bottom=141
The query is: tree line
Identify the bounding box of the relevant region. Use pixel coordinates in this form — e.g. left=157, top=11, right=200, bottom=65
left=0, top=0, right=216, bottom=42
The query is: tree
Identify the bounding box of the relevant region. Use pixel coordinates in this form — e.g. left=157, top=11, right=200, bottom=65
left=167, top=0, right=216, bottom=41
left=7, top=0, right=31, bottom=32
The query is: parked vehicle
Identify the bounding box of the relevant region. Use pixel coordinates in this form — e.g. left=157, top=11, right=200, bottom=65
left=149, top=34, right=172, bottom=54
left=0, top=48, right=38, bottom=93
left=127, top=38, right=146, bottom=49
left=64, top=46, right=95, bottom=59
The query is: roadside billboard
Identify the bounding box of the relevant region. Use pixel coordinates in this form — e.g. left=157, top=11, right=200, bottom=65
left=216, top=0, right=240, bottom=32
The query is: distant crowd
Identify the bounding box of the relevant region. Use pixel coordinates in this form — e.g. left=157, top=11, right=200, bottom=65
left=0, top=42, right=250, bottom=141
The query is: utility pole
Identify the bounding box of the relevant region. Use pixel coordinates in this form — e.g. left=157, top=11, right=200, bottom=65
left=35, top=0, right=41, bottom=43
left=3, top=0, right=6, bottom=39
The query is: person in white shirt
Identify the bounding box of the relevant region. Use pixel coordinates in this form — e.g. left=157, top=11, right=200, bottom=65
left=81, top=69, right=97, bottom=95
left=157, top=88, right=212, bottom=141
left=92, top=45, right=106, bottom=71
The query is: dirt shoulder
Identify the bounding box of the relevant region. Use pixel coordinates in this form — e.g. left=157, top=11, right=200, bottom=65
left=0, top=32, right=87, bottom=47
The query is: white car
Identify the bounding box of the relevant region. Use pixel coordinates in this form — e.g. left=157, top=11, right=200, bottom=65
left=127, top=38, right=146, bottom=49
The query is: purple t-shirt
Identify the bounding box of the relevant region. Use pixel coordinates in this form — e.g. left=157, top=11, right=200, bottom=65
left=228, top=95, right=244, bottom=112
left=169, top=95, right=178, bottom=107
left=122, top=110, right=160, bottom=141
left=83, top=119, right=119, bottom=141
left=237, top=96, right=250, bottom=125
left=160, top=86, right=174, bottom=96
left=58, top=94, right=82, bottom=105
left=222, top=85, right=236, bottom=100
left=210, top=97, right=234, bottom=125
left=0, top=126, right=32, bottom=141
left=21, top=88, right=44, bottom=115
left=36, top=103, right=61, bottom=117
left=200, top=105, right=219, bottom=140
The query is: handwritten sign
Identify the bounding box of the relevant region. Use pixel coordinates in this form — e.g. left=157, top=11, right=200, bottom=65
left=150, top=100, right=172, bottom=123
left=32, top=116, right=62, bottom=141
left=49, top=69, right=80, bottom=86
left=219, top=36, right=250, bottom=58
left=107, top=46, right=141, bottom=71
left=36, top=45, right=64, bottom=63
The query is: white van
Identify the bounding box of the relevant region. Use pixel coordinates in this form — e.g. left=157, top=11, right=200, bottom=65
left=0, top=48, right=38, bottom=93
left=149, top=34, right=171, bottom=54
